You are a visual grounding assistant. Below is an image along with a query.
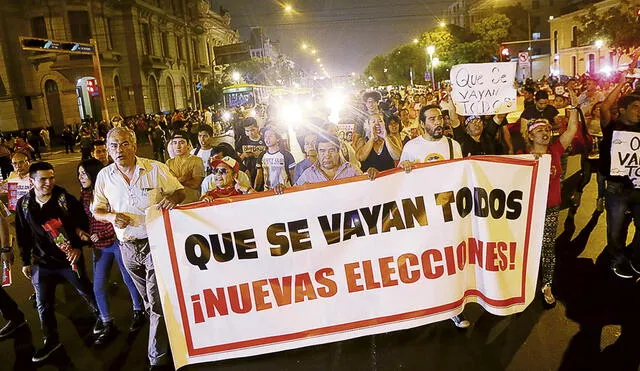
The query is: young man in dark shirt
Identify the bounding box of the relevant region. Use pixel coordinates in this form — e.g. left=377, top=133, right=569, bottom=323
left=520, top=90, right=560, bottom=140
left=237, top=117, right=266, bottom=184
left=598, top=95, right=640, bottom=279
left=16, top=162, right=98, bottom=362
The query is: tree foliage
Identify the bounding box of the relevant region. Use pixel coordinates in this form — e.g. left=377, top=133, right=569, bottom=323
left=579, top=0, right=640, bottom=56
left=363, top=15, right=513, bottom=86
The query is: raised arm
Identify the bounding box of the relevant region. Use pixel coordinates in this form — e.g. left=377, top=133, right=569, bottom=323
left=558, top=108, right=579, bottom=149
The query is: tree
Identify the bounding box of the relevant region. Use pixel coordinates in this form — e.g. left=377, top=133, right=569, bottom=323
left=364, top=55, right=389, bottom=86
left=386, top=44, right=427, bottom=85
left=471, top=13, right=511, bottom=47
left=579, top=0, right=640, bottom=58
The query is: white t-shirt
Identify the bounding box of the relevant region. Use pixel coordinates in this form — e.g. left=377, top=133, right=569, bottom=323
left=190, top=147, right=213, bottom=172
left=399, top=136, right=462, bottom=164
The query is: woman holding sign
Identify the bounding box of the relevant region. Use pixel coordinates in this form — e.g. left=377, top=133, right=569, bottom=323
left=527, top=108, right=579, bottom=307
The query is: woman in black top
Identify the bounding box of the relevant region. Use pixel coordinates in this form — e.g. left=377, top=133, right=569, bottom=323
left=355, top=113, right=396, bottom=172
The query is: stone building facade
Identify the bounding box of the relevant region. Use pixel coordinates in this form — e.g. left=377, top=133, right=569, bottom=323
left=548, top=0, right=636, bottom=77
left=0, top=0, right=239, bottom=133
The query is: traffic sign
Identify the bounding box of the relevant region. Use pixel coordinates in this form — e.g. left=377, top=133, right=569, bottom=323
left=518, top=52, right=529, bottom=64
left=424, top=72, right=431, bottom=80
left=195, top=81, right=202, bottom=92
left=19, top=36, right=95, bottom=55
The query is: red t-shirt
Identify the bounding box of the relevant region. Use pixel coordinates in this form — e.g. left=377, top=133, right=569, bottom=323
left=203, top=187, right=242, bottom=200
left=545, top=141, right=565, bottom=208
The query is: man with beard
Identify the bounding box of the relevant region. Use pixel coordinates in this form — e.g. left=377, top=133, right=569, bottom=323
left=398, top=104, right=469, bottom=329
left=399, top=104, right=462, bottom=164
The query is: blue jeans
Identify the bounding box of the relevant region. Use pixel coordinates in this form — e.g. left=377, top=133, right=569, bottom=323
left=605, top=181, right=640, bottom=265
left=93, top=241, right=144, bottom=322
left=31, top=263, right=98, bottom=342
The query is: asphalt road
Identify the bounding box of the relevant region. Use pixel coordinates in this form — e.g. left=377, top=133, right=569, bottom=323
left=0, top=145, right=639, bottom=371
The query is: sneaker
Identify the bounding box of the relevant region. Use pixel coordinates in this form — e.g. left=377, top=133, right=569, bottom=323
left=0, top=320, right=27, bottom=339
left=596, top=197, right=605, bottom=213
left=450, top=314, right=470, bottom=329
left=129, top=310, right=146, bottom=333
left=612, top=261, right=634, bottom=279
left=93, top=322, right=116, bottom=346
left=541, top=284, right=556, bottom=308
left=93, top=318, right=105, bottom=335
left=32, top=339, right=62, bottom=362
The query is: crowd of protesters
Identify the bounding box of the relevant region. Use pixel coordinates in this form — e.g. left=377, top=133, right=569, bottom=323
left=0, top=60, right=639, bottom=369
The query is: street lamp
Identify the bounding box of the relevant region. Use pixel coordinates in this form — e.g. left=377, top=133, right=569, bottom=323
left=301, top=43, right=308, bottom=50
left=426, top=45, right=435, bottom=90
left=284, top=4, right=293, bottom=13
left=595, top=39, right=604, bottom=71
left=439, top=21, right=446, bottom=27
left=413, top=38, right=419, bottom=44
left=232, top=71, right=241, bottom=83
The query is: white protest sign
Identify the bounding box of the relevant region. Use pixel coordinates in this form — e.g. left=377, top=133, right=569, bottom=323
left=450, top=62, right=517, bottom=116
left=610, top=131, right=640, bottom=187
left=147, top=155, right=550, bottom=369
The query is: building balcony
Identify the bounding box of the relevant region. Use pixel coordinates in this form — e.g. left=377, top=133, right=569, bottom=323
left=141, top=55, right=169, bottom=71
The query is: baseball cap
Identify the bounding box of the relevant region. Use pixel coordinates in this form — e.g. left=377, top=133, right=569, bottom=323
left=209, top=156, right=239, bottom=173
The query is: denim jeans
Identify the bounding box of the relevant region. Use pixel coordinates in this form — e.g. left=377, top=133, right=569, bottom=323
left=605, top=181, right=640, bottom=265
left=0, top=286, right=23, bottom=322
left=31, top=264, right=98, bottom=342
left=119, top=239, right=168, bottom=366
left=93, top=241, right=144, bottom=322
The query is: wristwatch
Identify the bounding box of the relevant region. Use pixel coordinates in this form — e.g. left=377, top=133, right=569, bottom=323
left=0, top=246, right=11, bottom=253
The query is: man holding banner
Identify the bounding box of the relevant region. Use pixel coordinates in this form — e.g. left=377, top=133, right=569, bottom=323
left=93, top=127, right=185, bottom=370
left=398, top=104, right=469, bottom=328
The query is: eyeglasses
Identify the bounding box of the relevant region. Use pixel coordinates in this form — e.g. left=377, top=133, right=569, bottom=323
left=212, top=168, right=229, bottom=175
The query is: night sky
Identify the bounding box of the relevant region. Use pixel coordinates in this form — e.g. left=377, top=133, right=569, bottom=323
left=215, top=0, right=449, bottom=77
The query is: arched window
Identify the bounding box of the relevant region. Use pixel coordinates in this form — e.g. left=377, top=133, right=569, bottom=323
left=44, top=79, right=59, bottom=92
left=166, top=76, right=176, bottom=111
left=149, top=75, right=160, bottom=112
left=180, top=77, right=188, bottom=108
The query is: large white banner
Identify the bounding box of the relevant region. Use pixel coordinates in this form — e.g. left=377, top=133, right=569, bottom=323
left=147, top=155, right=550, bottom=369
left=450, top=62, right=517, bottom=115
left=610, top=131, right=640, bottom=187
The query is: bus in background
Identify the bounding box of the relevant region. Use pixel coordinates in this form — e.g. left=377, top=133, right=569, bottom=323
left=222, top=84, right=272, bottom=109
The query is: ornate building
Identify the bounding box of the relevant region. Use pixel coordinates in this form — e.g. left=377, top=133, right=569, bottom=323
left=0, top=0, right=239, bottom=133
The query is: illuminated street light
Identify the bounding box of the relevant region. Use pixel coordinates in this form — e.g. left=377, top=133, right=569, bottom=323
left=316, top=58, right=321, bottom=62
left=413, top=38, right=419, bottom=44
left=368, top=76, right=373, bottom=81
left=439, top=21, right=446, bottom=27
left=426, top=45, right=435, bottom=56
left=432, top=57, right=440, bottom=67
left=426, top=45, right=436, bottom=90
left=301, top=43, right=308, bottom=50
left=284, top=4, right=293, bottom=13
left=232, top=71, right=241, bottom=83
left=595, top=39, right=604, bottom=49
left=311, top=49, right=317, bottom=55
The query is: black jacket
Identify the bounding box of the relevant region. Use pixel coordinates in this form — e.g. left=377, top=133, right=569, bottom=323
left=16, top=185, right=89, bottom=268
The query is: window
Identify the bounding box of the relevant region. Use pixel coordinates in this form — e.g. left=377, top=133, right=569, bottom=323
left=571, top=56, right=577, bottom=76
left=68, top=11, right=91, bottom=43
left=206, top=42, right=211, bottom=64
left=31, top=16, right=47, bottom=39
left=588, top=54, right=595, bottom=74
left=25, top=96, right=33, bottom=110
left=0, top=76, right=6, bottom=97
left=105, top=18, right=114, bottom=50
left=162, top=32, right=170, bottom=57
left=141, top=23, right=152, bottom=55
left=571, top=26, right=578, bottom=44
left=192, top=38, right=198, bottom=63
left=553, top=31, right=558, bottom=54
left=532, top=0, right=540, bottom=9
left=176, top=36, right=184, bottom=59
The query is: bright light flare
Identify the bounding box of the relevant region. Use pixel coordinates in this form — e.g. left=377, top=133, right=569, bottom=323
left=222, top=111, right=232, bottom=121
left=231, top=71, right=241, bottom=82
left=311, top=49, right=317, bottom=55
left=284, top=4, right=293, bottom=13
left=413, top=38, right=419, bottom=44
left=600, top=65, right=612, bottom=75
left=426, top=45, right=435, bottom=55
left=326, top=89, right=346, bottom=124
left=439, top=21, right=446, bottom=27
left=301, top=43, right=308, bottom=50
left=279, top=103, right=303, bottom=124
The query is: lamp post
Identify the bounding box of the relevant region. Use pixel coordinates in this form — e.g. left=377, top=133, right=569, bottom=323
left=426, top=45, right=435, bottom=90
left=232, top=71, right=241, bottom=84
left=595, top=39, right=604, bottom=72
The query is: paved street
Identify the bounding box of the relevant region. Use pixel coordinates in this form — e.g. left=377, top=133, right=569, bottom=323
left=0, top=147, right=639, bottom=371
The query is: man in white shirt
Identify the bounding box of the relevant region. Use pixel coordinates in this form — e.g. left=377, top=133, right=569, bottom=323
left=398, top=104, right=469, bottom=329
left=399, top=104, right=462, bottom=167
left=92, top=127, right=184, bottom=369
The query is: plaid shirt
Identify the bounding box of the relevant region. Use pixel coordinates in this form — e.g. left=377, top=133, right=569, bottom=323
left=80, top=188, right=116, bottom=249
